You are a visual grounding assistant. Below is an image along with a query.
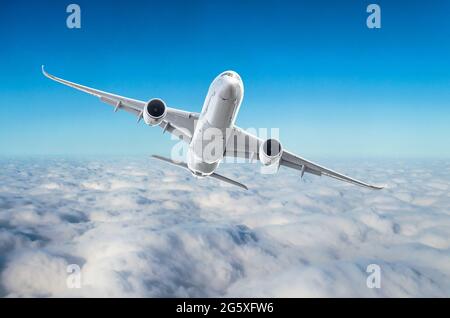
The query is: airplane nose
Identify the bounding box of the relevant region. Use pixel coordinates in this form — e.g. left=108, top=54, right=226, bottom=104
left=219, top=78, right=240, bottom=100
left=220, top=85, right=234, bottom=100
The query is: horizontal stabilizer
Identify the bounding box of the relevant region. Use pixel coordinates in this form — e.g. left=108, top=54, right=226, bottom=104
left=151, top=155, right=188, bottom=169
left=151, top=155, right=248, bottom=190
left=209, top=172, right=248, bottom=190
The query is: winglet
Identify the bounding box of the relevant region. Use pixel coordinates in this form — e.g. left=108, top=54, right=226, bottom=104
left=41, top=65, right=50, bottom=78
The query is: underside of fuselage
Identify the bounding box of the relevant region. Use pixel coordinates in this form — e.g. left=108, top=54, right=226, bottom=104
left=186, top=71, right=244, bottom=176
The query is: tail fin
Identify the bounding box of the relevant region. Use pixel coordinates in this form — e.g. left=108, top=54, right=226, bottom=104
left=151, top=155, right=248, bottom=190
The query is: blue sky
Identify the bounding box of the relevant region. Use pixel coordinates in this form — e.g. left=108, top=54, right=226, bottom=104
left=0, top=0, right=449, bottom=157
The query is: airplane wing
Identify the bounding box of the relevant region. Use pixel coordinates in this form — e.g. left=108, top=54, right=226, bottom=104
left=224, top=126, right=383, bottom=190
left=42, top=66, right=199, bottom=142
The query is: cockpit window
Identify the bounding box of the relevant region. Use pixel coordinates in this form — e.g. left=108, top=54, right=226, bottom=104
left=221, top=71, right=241, bottom=81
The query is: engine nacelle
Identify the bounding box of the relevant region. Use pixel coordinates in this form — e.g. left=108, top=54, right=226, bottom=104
left=143, top=98, right=167, bottom=126
left=259, top=138, right=283, bottom=167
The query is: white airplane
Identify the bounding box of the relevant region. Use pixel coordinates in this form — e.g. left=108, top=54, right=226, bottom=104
left=42, top=67, right=383, bottom=190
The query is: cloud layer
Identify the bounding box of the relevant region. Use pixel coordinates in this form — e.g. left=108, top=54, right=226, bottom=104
left=0, top=157, right=449, bottom=297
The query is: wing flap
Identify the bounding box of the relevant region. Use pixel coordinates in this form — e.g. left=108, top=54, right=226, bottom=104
left=280, top=158, right=322, bottom=176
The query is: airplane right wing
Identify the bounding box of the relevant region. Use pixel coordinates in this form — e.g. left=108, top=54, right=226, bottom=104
left=225, top=126, right=383, bottom=190
left=42, top=66, right=199, bottom=143
left=279, top=150, right=384, bottom=190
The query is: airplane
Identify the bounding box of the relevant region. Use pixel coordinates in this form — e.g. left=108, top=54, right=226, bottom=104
left=42, top=66, right=383, bottom=191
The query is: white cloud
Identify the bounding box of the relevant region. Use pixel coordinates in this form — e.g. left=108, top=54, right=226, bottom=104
left=0, top=157, right=449, bottom=297
left=2, top=250, right=69, bottom=297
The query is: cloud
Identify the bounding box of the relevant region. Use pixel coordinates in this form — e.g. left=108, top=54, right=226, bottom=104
left=0, top=157, right=449, bottom=297
left=2, top=250, right=69, bottom=297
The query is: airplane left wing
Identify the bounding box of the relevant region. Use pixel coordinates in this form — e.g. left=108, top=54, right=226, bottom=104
left=225, top=126, right=383, bottom=190
left=42, top=66, right=198, bottom=142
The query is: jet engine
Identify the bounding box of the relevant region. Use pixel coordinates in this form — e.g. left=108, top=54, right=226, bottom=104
left=143, top=98, right=167, bottom=126
left=259, top=138, right=283, bottom=167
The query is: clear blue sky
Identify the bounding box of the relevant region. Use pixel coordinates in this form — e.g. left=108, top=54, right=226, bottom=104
left=1, top=0, right=449, bottom=158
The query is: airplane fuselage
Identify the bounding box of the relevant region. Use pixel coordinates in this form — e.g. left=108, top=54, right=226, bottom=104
left=187, top=71, right=244, bottom=177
